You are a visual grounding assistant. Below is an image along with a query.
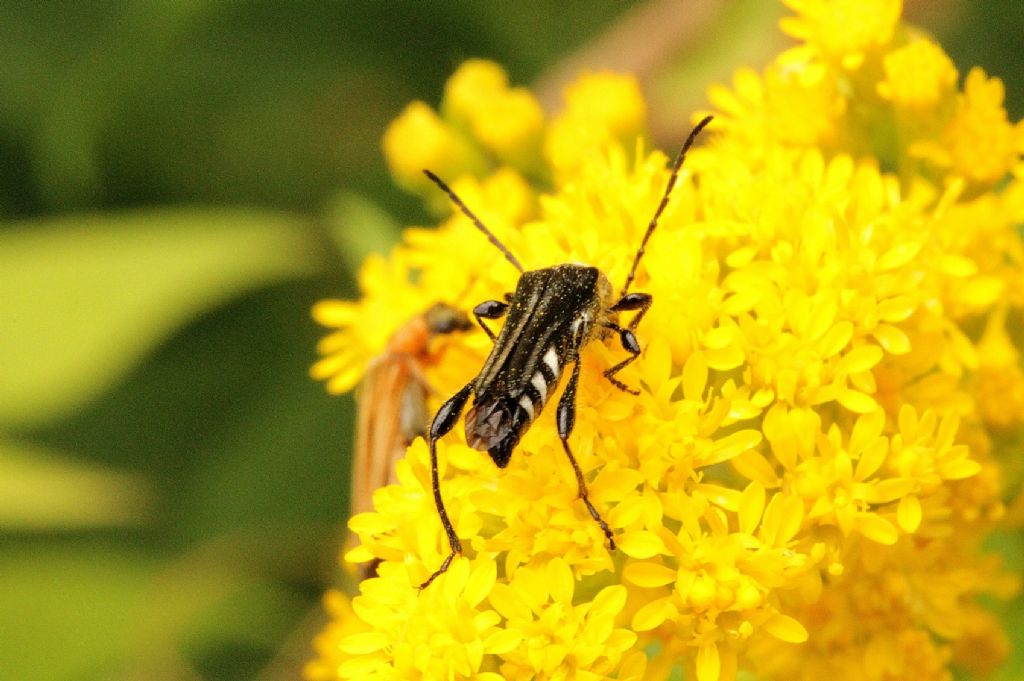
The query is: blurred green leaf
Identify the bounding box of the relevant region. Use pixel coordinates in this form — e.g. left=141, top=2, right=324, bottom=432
left=0, top=209, right=324, bottom=428
left=0, top=438, right=150, bottom=529
left=117, top=532, right=326, bottom=681
left=0, top=544, right=161, bottom=681
left=18, top=278, right=352, bottom=546
left=0, top=539, right=317, bottom=681
left=180, top=581, right=310, bottom=680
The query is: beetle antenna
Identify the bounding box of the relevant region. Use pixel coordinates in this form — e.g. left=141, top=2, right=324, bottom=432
left=621, top=115, right=713, bottom=295
left=423, top=169, right=524, bottom=274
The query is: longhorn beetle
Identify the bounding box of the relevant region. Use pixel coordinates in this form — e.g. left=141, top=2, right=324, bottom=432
left=419, top=115, right=713, bottom=588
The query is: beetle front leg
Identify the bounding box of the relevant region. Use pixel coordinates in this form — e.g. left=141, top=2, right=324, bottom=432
left=473, top=299, right=508, bottom=343
left=603, top=291, right=651, bottom=394
left=610, top=291, right=652, bottom=330
left=420, top=382, right=473, bottom=590
left=601, top=321, right=642, bottom=395
left=556, top=358, right=616, bottom=550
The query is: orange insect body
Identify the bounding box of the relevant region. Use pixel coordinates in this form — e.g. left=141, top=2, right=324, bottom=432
left=386, top=315, right=433, bottom=355
left=350, top=303, right=471, bottom=521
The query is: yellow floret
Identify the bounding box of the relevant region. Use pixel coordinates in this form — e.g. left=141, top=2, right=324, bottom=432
left=780, top=0, right=902, bottom=68
left=382, top=101, right=487, bottom=195
left=878, top=38, right=959, bottom=109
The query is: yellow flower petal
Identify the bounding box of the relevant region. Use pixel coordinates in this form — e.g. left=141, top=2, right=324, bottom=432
left=618, top=530, right=668, bottom=559
left=872, top=324, right=912, bottom=354
left=547, top=558, right=575, bottom=605
left=856, top=513, right=899, bottom=544
left=483, top=628, right=523, bottom=655
left=696, top=643, right=721, bottom=681
left=683, top=351, right=710, bottom=401
left=709, top=429, right=763, bottom=464
left=631, top=596, right=673, bottom=631
left=762, top=613, right=809, bottom=643
left=836, top=345, right=884, bottom=375
left=897, top=494, right=922, bottom=533
left=338, top=632, right=390, bottom=655
left=837, top=388, right=879, bottom=414
left=623, top=561, right=678, bottom=588
left=738, top=481, right=766, bottom=535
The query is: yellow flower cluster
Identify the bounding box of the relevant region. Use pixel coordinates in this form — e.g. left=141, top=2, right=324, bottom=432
left=308, top=2, right=1023, bottom=679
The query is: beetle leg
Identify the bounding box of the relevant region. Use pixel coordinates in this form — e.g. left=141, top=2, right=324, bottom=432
left=556, top=358, right=616, bottom=550
left=600, top=320, right=642, bottom=395
left=603, top=291, right=651, bottom=394
left=473, top=299, right=509, bottom=343
left=420, top=382, right=474, bottom=590
left=610, top=291, right=652, bottom=330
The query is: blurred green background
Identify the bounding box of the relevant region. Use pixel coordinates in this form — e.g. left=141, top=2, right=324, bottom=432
left=1, top=2, right=1021, bottom=680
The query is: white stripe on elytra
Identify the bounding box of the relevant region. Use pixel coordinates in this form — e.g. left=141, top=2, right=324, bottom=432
left=530, top=372, right=548, bottom=403
left=518, top=395, right=535, bottom=420
left=543, top=347, right=559, bottom=376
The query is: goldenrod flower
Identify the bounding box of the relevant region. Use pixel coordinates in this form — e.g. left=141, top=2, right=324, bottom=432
left=545, top=72, right=647, bottom=174
left=878, top=37, right=959, bottom=110
left=305, top=591, right=370, bottom=681
left=382, top=101, right=489, bottom=197
left=975, top=307, right=1024, bottom=432
left=780, top=0, right=901, bottom=69
left=310, top=2, right=1022, bottom=679
left=913, top=67, right=1024, bottom=188
left=443, top=59, right=546, bottom=174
